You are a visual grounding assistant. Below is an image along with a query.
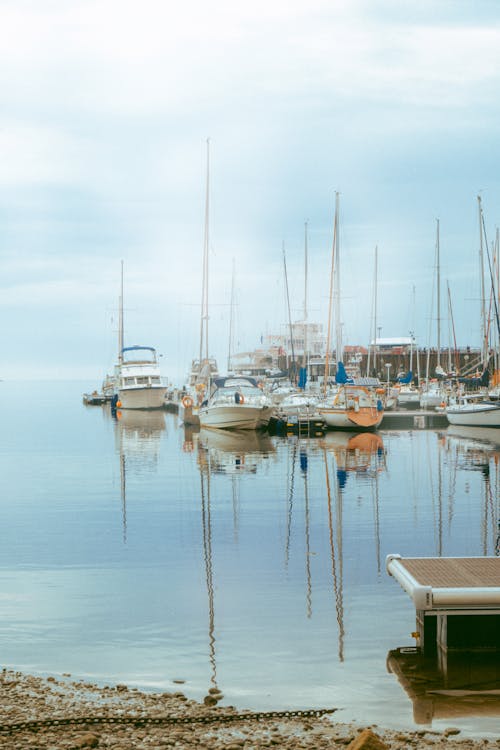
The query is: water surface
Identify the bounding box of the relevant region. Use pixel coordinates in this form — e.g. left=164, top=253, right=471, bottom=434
left=1, top=381, right=499, bottom=736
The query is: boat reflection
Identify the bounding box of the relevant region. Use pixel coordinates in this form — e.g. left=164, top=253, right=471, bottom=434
left=197, top=427, right=275, bottom=475
left=442, top=425, right=500, bottom=555
left=387, top=646, right=500, bottom=725
left=320, top=431, right=385, bottom=488
left=115, top=408, right=166, bottom=471
left=114, top=409, right=167, bottom=542
left=443, top=425, right=500, bottom=473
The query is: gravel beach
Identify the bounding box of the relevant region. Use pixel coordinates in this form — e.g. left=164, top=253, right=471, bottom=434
left=0, top=670, right=499, bottom=750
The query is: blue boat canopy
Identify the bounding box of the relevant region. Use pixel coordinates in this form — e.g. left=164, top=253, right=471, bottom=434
left=335, top=362, right=354, bottom=385
left=397, top=371, right=413, bottom=384
left=298, top=367, right=307, bottom=389
left=122, top=346, right=156, bottom=354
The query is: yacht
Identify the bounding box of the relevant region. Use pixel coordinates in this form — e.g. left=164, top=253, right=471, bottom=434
left=117, top=346, right=167, bottom=410
left=198, top=376, right=273, bottom=430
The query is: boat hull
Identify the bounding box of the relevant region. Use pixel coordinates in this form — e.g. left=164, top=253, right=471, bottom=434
left=118, top=385, right=167, bottom=410
left=199, top=404, right=273, bottom=430
left=319, top=406, right=384, bottom=430
left=446, top=404, right=500, bottom=427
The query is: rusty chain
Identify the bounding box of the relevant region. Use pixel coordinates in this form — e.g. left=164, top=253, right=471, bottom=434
left=0, top=707, right=337, bottom=735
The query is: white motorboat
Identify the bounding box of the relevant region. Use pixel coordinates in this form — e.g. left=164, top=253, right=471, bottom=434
left=419, top=379, right=450, bottom=409
left=396, top=384, right=421, bottom=409
left=275, top=391, right=320, bottom=417
left=117, top=346, right=167, bottom=410
left=178, top=357, right=219, bottom=426
left=446, top=394, right=500, bottom=427
left=199, top=376, right=273, bottom=430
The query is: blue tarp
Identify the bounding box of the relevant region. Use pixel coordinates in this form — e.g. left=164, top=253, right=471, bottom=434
left=397, top=371, right=413, bottom=384
left=298, top=367, right=307, bottom=389
left=335, top=362, right=354, bottom=384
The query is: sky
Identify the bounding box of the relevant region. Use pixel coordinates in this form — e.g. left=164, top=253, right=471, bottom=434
left=2, top=0, right=500, bottom=384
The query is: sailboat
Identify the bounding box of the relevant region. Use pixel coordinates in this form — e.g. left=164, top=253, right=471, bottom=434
left=180, top=139, right=219, bottom=426
left=421, top=219, right=448, bottom=409
left=445, top=197, right=500, bottom=426
left=318, top=193, right=384, bottom=430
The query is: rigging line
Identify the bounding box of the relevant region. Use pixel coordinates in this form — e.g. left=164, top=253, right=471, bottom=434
left=481, top=210, right=500, bottom=340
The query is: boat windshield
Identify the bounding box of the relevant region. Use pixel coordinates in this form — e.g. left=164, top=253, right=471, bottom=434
left=122, top=347, right=157, bottom=364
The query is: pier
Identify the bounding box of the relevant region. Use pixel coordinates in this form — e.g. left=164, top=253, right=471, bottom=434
left=386, top=554, right=500, bottom=656
left=380, top=410, right=448, bottom=429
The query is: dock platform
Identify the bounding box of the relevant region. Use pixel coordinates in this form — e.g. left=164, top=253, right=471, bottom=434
left=387, top=554, right=500, bottom=655
left=381, top=410, right=448, bottom=429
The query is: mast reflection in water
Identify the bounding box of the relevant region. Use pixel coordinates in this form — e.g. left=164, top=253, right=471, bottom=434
left=0, top=381, right=499, bottom=736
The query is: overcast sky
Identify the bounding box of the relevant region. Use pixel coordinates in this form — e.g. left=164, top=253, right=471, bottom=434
left=2, top=0, right=500, bottom=383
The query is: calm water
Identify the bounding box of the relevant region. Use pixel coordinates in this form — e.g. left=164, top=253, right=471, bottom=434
left=1, top=380, right=499, bottom=735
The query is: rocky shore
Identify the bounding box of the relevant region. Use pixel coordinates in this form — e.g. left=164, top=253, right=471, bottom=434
left=0, top=670, right=498, bottom=750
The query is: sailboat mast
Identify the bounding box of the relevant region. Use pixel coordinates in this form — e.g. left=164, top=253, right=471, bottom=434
left=118, top=259, right=124, bottom=364
left=447, top=281, right=459, bottom=374
left=436, top=219, right=441, bottom=369
left=334, top=193, right=342, bottom=364
left=283, top=242, right=296, bottom=380
left=367, top=245, right=378, bottom=377
left=478, top=195, right=488, bottom=364
left=199, top=138, right=210, bottom=365
left=324, top=193, right=339, bottom=396
left=227, top=258, right=235, bottom=373
left=303, top=220, right=308, bottom=370
left=373, top=245, right=378, bottom=375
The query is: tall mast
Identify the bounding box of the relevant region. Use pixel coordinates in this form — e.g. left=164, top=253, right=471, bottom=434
left=478, top=195, right=487, bottom=364
left=118, top=259, right=124, bottom=364
left=283, top=242, right=296, bottom=380
left=334, top=193, right=342, bottom=364
left=324, top=193, right=339, bottom=396
left=367, top=245, right=378, bottom=377
left=227, top=258, right=235, bottom=373
left=436, top=219, right=441, bottom=369
left=373, top=245, right=378, bottom=375
left=303, top=220, right=308, bottom=369
left=199, top=138, right=210, bottom=365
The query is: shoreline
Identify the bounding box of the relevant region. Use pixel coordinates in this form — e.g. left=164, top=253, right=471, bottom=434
left=1, top=670, right=499, bottom=749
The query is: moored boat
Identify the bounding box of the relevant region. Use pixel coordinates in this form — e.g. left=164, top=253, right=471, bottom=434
left=445, top=395, right=500, bottom=427
left=318, top=380, right=384, bottom=430
left=117, top=346, right=167, bottom=410
left=199, top=376, right=273, bottom=430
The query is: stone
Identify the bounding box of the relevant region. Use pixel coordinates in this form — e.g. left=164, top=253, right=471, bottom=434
left=345, top=729, right=389, bottom=750
left=444, top=728, right=461, bottom=737
left=73, top=732, right=100, bottom=748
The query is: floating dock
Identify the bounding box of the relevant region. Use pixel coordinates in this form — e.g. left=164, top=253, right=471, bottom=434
left=381, top=410, right=448, bottom=429
left=268, top=414, right=326, bottom=437
left=387, top=554, right=500, bottom=655
left=82, top=392, right=107, bottom=405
